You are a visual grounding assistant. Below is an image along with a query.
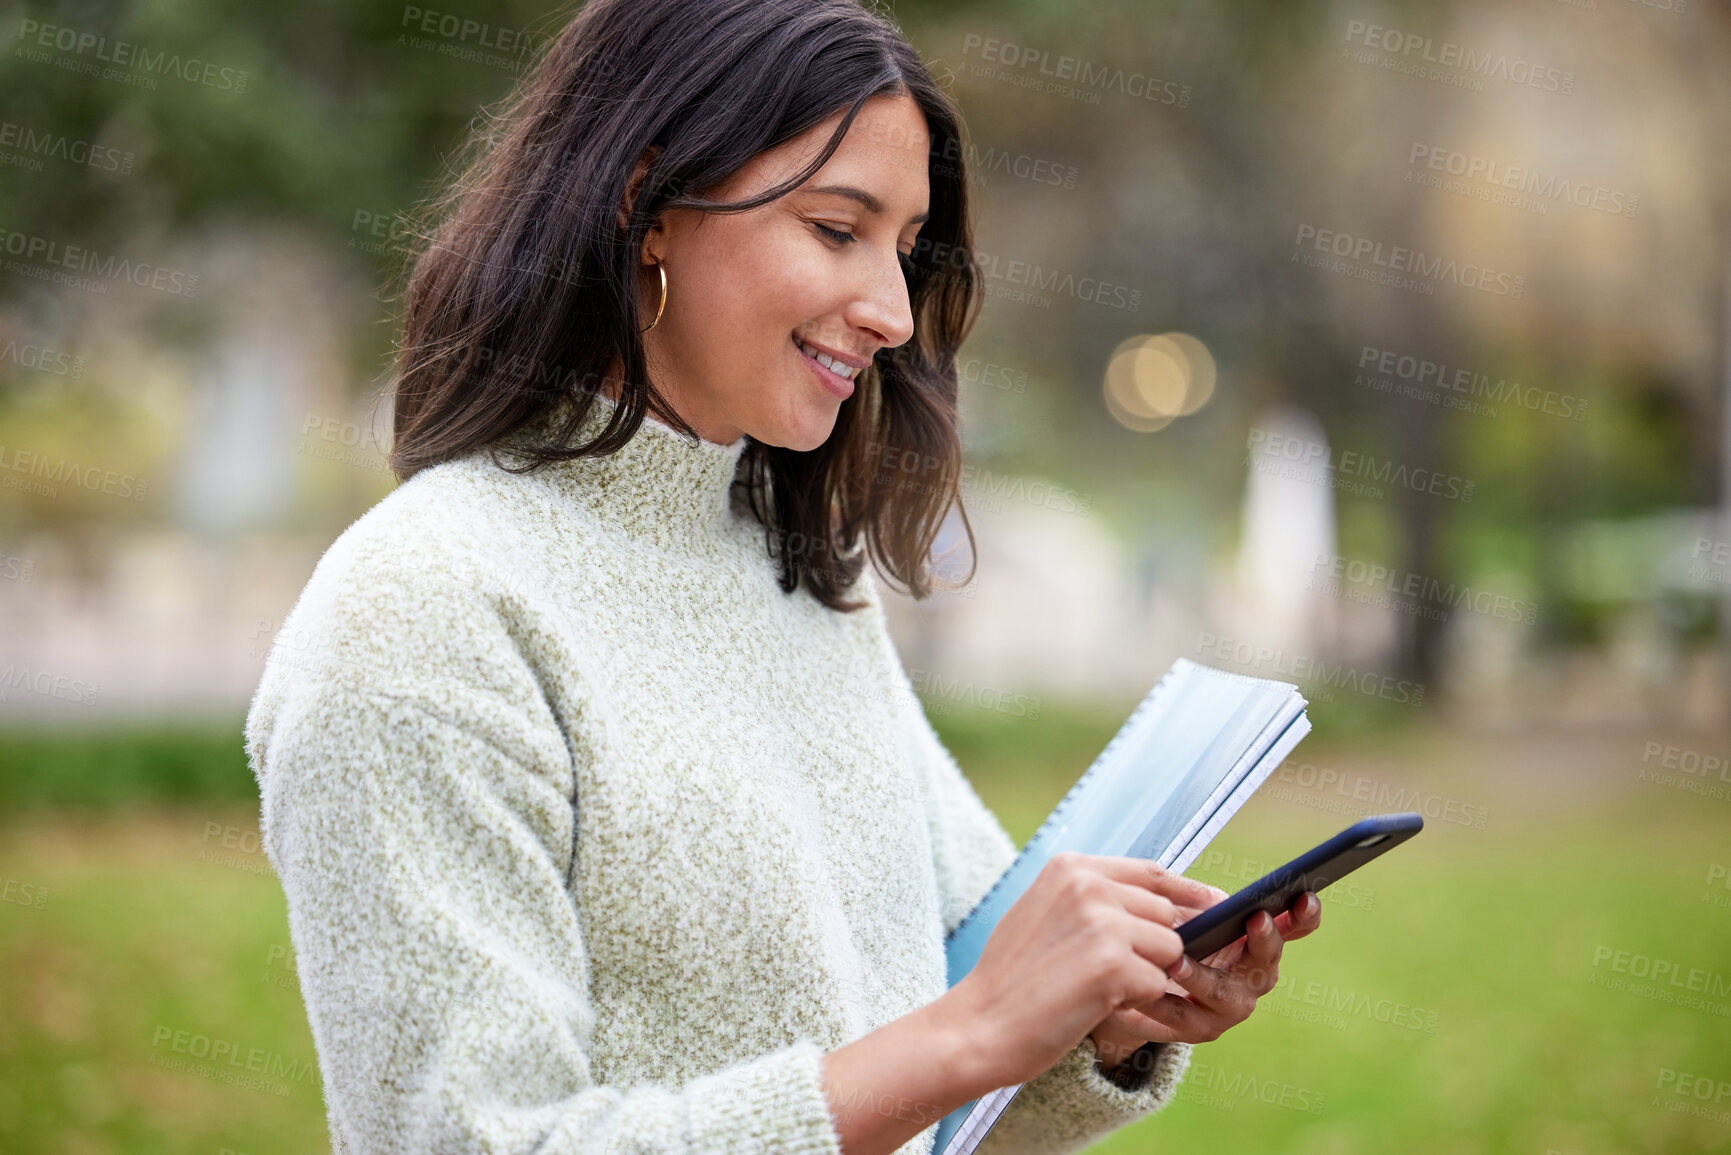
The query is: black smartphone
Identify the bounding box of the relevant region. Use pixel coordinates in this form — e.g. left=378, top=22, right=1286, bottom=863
left=1177, top=811, right=1424, bottom=959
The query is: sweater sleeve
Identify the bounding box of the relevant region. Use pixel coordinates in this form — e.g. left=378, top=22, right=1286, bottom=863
left=246, top=588, right=844, bottom=1154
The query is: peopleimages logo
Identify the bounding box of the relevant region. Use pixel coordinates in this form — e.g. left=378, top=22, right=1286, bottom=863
left=1310, top=551, right=1539, bottom=627
left=1641, top=741, right=1731, bottom=783
left=399, top=6, right=540, bottom=55
left=913, top=237, right=1142, bottom=312
left=1271, top=761, right=1490, bottom=830
left=1, top=878, right=48, bottom=910
left=1293, top=224, right=1524, bottom=298
left=1690, top=537, right=1731, bottom=588
left=0, top=227, right=198, bottom=297
left=0, top=444, right=150, bottom=501
left=1590, top=945, right=1731, bottom=1001
left=907, top=668, right=1043, bottom=719
left=0, top=119, right=135, bottom=175
left=1357, top=344, right=1588, bottom=422
left=14, top=19, right=250, bottom=92
left=1196, top=632, right=1427, bottom=706
left=1408, top=144, right=1637, bottom=218
left=1272, top=974, right=1441, bottom=1034
left=1654, top=1067, right=1731, bottom=1126
left=1179, top=1061, right=1326, bottom=1114
left=1246, top=427, right=1476, bottom=504
left=0, top=664, right=100, bottom=707
left=0, top=337, right=84, bottom=379
left=1342, top=20, right=1574, bottom=94
left=860, top=117, right=1080, bottom=191
left=148, top=1025, right=316, bottom=1096
left=960, top=33, right=1193, bottom=108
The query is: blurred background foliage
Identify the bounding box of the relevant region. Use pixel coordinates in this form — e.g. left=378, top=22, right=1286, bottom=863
left=2, top=0, right=1727, bottom=677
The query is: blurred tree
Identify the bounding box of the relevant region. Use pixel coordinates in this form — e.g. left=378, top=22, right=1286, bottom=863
left=0, top=0, right=1726, bottom=680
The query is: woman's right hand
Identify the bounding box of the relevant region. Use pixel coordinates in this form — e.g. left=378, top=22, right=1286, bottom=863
left=942, top=852, right=1220, bottom=1089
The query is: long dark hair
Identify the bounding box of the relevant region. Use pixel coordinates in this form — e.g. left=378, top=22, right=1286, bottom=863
left=387, top=0, right=982, bottom=612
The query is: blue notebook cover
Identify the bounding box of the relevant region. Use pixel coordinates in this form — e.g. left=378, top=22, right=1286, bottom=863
left=930, top=657, right=1311, bottom=1155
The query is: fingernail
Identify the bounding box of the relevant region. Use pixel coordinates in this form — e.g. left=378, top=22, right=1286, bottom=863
left=1172, top=955, right=1192, bottom=980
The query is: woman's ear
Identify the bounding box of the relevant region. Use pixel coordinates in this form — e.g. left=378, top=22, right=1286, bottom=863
left=615, top=145, right=663, bottom=237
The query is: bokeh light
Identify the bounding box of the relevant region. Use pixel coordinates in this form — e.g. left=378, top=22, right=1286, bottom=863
left=1102, top=331, right=1218, bottom=432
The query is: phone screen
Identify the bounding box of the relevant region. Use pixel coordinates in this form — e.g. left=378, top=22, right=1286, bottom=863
left=1177, top=812, right=1423, bottom=959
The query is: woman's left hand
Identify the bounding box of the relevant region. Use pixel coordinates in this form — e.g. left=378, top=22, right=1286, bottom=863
left=1088, top=889, right=1323, bottom=1070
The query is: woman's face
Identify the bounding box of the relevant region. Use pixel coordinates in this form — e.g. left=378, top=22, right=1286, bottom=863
left=632, top=91, right=931, bottom=451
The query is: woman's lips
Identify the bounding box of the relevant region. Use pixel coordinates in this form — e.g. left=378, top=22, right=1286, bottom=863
left=794, top=334, right=856, bottom=400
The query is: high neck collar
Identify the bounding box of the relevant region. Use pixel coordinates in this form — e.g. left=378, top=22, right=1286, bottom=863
left=500, top=392, right=751, bottom=548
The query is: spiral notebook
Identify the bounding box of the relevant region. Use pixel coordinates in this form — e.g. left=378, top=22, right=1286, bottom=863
left=931, top=657, right=1311, bottom=1155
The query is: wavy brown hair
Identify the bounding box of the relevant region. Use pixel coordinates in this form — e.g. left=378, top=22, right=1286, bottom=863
left=386, top=0, right=982, bottom=612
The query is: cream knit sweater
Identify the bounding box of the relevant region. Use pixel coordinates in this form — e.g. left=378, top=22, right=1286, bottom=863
left=245, top=391, right=1191, bottom=1155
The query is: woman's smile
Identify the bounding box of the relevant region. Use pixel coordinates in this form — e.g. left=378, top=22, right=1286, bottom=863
left=794, top=334, right=865, bottom=399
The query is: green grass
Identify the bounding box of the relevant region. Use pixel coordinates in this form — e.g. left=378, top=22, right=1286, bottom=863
left=1, top=710, right=1728, bottom=1153
left=1110, top=795, right=1731, bottom=1154
left=0, top=807, right=323, bottom=1152
left=940, top=705, right=1731, bottom=1153
left=0, top=724, right=255, bottom=808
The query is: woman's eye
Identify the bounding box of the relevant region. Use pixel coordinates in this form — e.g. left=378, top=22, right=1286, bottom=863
left=813, top=222, right=855, bottom=244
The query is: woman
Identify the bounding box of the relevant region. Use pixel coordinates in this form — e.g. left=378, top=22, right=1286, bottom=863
left=245, top=1, right=1321, bottom=1152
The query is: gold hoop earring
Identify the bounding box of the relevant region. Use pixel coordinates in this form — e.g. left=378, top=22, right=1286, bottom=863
left=640, top=260, right=667, bottom=333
